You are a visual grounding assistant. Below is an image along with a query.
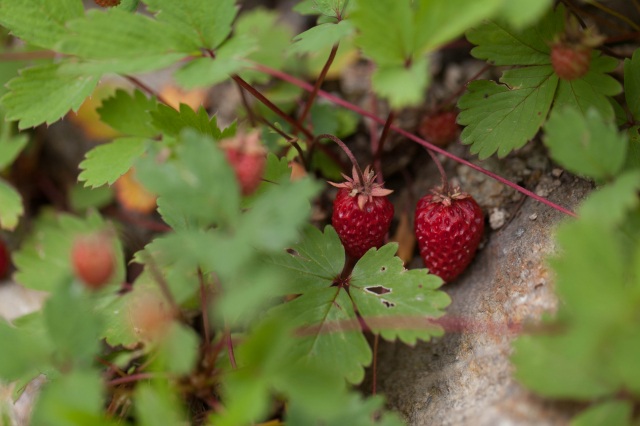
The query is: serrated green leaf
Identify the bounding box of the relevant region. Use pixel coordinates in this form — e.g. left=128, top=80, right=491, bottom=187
left=291, top=20, right=354, bottom=54
left=156, top=323, right=199, bottom=375
left=135, top=130, right=240, bottom=229
left=97, top=90, right=158, bottom=137
left=235, top=9, right=294, bottom=84
left=294, top=0, right=350, bottom=18
left=571, top=401, right=632, bottom=426
left=624, top=49, right=640, bottom=120
left=0, top=130, right=28, bottom=170
left=458, top=69, right=557, bottom=159
left=150, top=104, right=228, bottom=140
left=30, top=369, right=109, bottom=426
left=467, top=6, right=564, bottom=66
left=371, top=56, right=430, bottom=109
left=78, top=137, right=148, bottom=188
left=350, top=244, right=449, bottom=345
left=578, top=171, right=640, bottom=227
left=543, top=107, right=626, bottom=181
left=143, top=0, right=237, bottom=50
left=44, top=282, right=104, bottom=365
left=174, top=36, right=254, bottom=89
left=135, top=383, right=187, bottom=426
left=115, top=0, right=139, bottom=12
left=0, top=318, right=51, bottom=382
left=0, top=58, right=26, bottom=99
left=1, top=62, right=99, bottom=129
left=0, top=179, right=23, bottom=230
left=59, top=9, right=196, bottom=60
left=13, top=212, right=125, bottom=291
left=100, top=293, right=139, bottom=348
left=0, top=0, right=83, bottom=49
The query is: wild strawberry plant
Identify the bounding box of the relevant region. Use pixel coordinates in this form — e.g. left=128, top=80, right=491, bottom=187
left=0, top=0, right=639, bottom=425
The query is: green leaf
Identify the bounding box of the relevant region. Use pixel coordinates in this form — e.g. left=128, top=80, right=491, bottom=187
left=174, top=36, right=254, bottom=89
left=44, top=282, right=104, bottom=365
left=1, top=63, right=99, bottom=129
left=578, top=171, right=640, bottom=227
left=624, top=126, right=640, bottom=171
left=135, top=130, right=240, bottom=229
left=97, top=90, right=158, bottom=137
left=496, top=0, right=553, bottom=28
left=235, top=9, right=294, bottom=84
left=0, top=179, right=23, bottom=230
left=150, top=104, right=229, bottom=140
left=143, top=0, right=237, bottom=50
left=624, top=48, right=640, bottom=120
left=293, top=0, right=351, bottom=18
left=291, top=20, right=354, bottom=54
left=543, top=107, right=627, bottom=181
left=135, top=383, right=187, bottom=426
left=156, top=323, right=199, bottom=375
left=0, top=128, right=28, bottom=169
left=0, top=318, right=51, bottom=382
left=69, top=183, right=114, bottom=212
left=458, top=69, right=557, bottom=159
left=571, top=401, right=632, bottom=426
left=30, top=369, right=109, bottom=426
left=350, top=244, right=449, bottom=345
left=78, top=137, right=149, bottom=188
left=0, top=0, right=83, bottom=49
left=371, top=57, right=430, bottom=109
left=13, top=212, right=125, bottom=291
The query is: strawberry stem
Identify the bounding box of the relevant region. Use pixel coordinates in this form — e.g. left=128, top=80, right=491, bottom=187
left=425, top=148, right=450, bottom=193
left=316, top=133, right=365, bottom=184
left=373, top=111, right=395, bottom=183
left=255, top=63, right=578, bottom=218
left=124, top=75, right=171, bottom=106
left=297, top=44, right=339, bottom=130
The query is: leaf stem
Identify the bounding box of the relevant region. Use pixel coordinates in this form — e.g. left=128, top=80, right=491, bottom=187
left=258, top=116, right=306, bottom=163
left=316, top=133, right=364, bottom=184
left=424, top=149, right=449, bottom=192
left=198, top=269, right=211, bottom=351
left=225, top=327, right=237, bottom=370
left=297, top=44, right=339, bottom=129
left=254, top=63, right=577, bottom=218
left=124, top=75, right=171, bottom=106
left=234, top=80, right=257, bottom=127
left=372, top=111, right=395, bottom=183
left=107, top=372, right=159, bottom=387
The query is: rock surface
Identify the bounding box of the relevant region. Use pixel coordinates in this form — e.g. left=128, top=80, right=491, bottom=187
left=370, top=173, right=592, bottom=426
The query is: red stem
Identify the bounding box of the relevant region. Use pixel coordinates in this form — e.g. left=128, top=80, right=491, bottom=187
left=124, top=76, right=171, bottom=106
left=225, top=328, right=237, bottom=370
left=316, top=133, right=364, bottom=184
left=254, top=63, right=577, bottom=218
left=298, top=44, right=339, bottom=129
left=372, top=111, right=395, bottom=183
left=108, top=373, right=158, bottom=387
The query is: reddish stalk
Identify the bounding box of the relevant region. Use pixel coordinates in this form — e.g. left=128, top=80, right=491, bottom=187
left=198, top=270, right=211, bottom=351
left=234, top=80, right=257, bottom=127
left=258, top=116, right=306, bottom=163
left=108, top=372, right=158, bottom=387
left=425, top=149, right=449, bottom=192
left=231, top=74, right=314, bottom=142
left=254, top=63, right=577, bottom=218
left=316, top=133, right=364, bottom=184
left=297, top=44, right=339, bottom=129
left=225, top=327, right=238, bottom=370
left=124, top=75, right=170, bottom=106
left=372, top=111, right=395, bottom=183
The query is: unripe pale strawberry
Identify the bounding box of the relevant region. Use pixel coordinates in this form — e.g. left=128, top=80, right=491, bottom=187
left=551, top=42, right=591, bottom=81
left=220, top=131, right=266, bottom=196
left=418, top=111, right=460, bottom=148
left=415, top=186, right=484, bottom=282
left=330, top=166, right=394, bottom=259
left=71, top=232, right=116, bottom=289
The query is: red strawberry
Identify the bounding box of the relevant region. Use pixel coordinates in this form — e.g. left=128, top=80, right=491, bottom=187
left=551, top=42, right=591, bottom=81
left=414, top=186, right=484, bottom=282
left=94, top=0, right=121, bottom=7
left=418, top=111, right=460, bottom=148
left=330, top=166, right=394, bottom=259
left=220, top=130, right=266, bottom=196
left=0, top=239, right=10, bottom=279
left=71, top=232, right=116, bottom=289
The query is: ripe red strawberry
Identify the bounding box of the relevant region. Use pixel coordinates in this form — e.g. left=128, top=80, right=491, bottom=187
left=94, top=0, right=121, bottom=7
left=418, top=111, right=460, bottom=148
left=415, top=186, right=484, bottom=282
left=220, top=130, right=266, bottom=196
left=71, top=232, right=116, bottom=289
left=330, top=166, right=394, bottom=259
left=550, top=42, right=591, bottom=81
left=0, top=239, right=10, bottom=279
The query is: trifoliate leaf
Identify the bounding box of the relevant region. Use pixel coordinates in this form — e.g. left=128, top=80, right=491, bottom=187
left=143, top=0, right=237, bottom=50
left=78, top=137, right=149, bottom=188
left=0, top=317, right=51, bottom=382
left=1, top=62, right=99, bottom=129
left=291, top=20, right=354, bottom=55
left=350, top=244, right=449, bottom=345
left=135, top=130, right=240, bottom=229
left=150, top=103, right=229, bottom=140
left=571, top=401, right=632, bottom=426
left=0, top=0, right=83, bottom=50
left=578, top=171, right=640, bottom=227
left=0, top=179, right=23, bottom=230
left=371, top=56, right=430, bottom=109
left=30, top=369, right=109, bottom=426
left=97, top=90, right=158, bottom=137
left=174, top=36, right=255, bottom=89
left=458, top=69, right=558, bottom=159
left=13, top=212, right=125, bottom=292
left=229, top=9, right=293, bottom=84
left=624, top=49, right=640, bottom=120
left=135, top=383, right=187, bottom=426
left=543, top=107, right=627, bottom=181
left=44, top=282, right=104, bottom=365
